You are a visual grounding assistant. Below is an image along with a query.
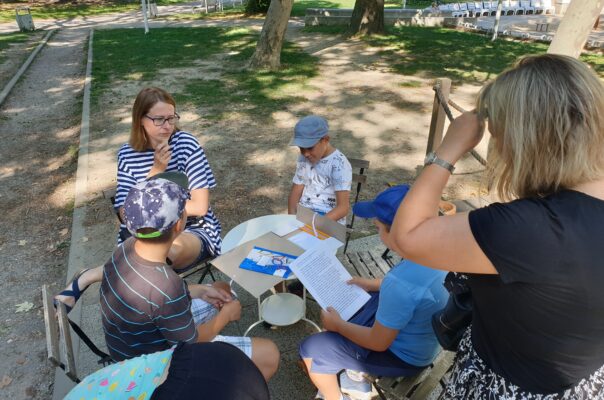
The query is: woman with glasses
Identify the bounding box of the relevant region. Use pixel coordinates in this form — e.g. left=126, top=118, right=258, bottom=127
left=55, top=87, right=223, bottom=311
left=390, top=54, right=604, bottom=398
left=113, top=86, right=222, bottom=271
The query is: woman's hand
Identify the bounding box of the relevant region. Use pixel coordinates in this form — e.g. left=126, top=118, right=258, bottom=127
left=321, top=307, right=343, bottom=332
left=437, top=112, right=485, bottom=164
left=152, top=140, right=171, bottom=172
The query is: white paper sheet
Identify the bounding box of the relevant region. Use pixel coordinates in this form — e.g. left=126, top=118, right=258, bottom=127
left=289, top=249, right=370, bottom=321
left=287, top=231, right=343, bottom=253
left=271, top=219, right=305, bottom=237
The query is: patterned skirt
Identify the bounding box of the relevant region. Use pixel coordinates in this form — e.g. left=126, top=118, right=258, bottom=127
left=443, top=329, right=604, bottom=400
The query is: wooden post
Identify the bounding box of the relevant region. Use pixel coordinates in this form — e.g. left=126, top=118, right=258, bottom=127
left=426, top=78, right=451, bottom=155
left=548, top=0, right=602, bottom=58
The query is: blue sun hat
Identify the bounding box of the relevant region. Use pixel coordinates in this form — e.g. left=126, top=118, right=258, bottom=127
left=123, top=173, right=190, bottom=238
left=290, top=115, right=330, bottom=148
left=352, top=184, right=410, bottom=226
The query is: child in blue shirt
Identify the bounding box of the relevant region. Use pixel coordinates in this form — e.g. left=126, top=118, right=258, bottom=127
left=299, top=185, right=448, bottom=400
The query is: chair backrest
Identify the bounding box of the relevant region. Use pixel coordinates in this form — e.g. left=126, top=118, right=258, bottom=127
left=475, top=2, right=484, bottom=9
left=509, top=0, right=519, bottom=7
left=452, top=3, right=461, bottom=10
left=42, top=285, right=79, bottom=383
left=459, top=2, right=468, bottom=10
left=531, top=0, right=543, bottom=7
left=343, top=158, right=369, bottom=254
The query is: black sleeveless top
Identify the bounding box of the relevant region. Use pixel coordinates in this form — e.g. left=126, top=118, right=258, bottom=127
left=468, top=190, right=604, bottom=393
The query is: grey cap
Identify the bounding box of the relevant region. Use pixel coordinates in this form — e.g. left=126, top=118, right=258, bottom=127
left=290, top=115, right=329, bottom=148
left=123, top=175, right=190, bottom=239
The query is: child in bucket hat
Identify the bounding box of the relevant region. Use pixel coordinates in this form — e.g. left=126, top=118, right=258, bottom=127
left=99, top=172, right=279, bottom=379
left=56, top=172, right=280, bottom=381
left=299, top=185, right=448, bottom=400
left=288, top=115, right=353, bottom=225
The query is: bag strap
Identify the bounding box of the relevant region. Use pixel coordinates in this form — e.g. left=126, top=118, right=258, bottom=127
left=67, top=318, right=114, bottom=366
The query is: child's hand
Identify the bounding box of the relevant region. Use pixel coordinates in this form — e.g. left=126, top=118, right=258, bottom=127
left=221, top=300, right=241, bottom=322
left=199, top=286, right=232, bottom=308
left=321, top=307, right=343, bottom=332
left=347, top=277, right=375, bottom=291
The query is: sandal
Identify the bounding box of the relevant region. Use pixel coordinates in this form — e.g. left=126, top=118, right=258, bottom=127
left=54, top=268, right=91, bottom=314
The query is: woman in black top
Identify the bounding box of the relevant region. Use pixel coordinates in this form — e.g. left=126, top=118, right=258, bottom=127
left=390, top=54, right=604, bottom=398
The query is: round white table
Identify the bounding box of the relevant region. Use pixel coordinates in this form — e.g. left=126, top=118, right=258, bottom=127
left=222, top=214, right=298, bottom=253
left=222, top=214, right=321, bottom=336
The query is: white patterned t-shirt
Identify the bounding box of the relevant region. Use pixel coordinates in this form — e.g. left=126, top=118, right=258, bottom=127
left=292, top=149, right=352, bottom=224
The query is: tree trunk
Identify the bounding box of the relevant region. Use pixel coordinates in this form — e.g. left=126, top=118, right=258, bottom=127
left=491, top=0, right=503, bottom=41
left=548, top=0, right=602, bottom=58
left=248, top=0, right=294, bottom=70
left=349, top=0, right=385, bottom=36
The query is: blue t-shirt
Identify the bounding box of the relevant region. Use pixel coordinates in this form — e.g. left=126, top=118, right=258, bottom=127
left=376, top=260, right=448, bottom=367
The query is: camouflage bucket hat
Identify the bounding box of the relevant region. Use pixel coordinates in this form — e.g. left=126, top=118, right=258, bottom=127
left=123, top=174, right=190, bottom=239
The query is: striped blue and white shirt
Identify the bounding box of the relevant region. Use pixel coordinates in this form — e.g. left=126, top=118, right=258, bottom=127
left=101, top=238, right=198, bottom=361
left=115, top=131, right=222, bottom=255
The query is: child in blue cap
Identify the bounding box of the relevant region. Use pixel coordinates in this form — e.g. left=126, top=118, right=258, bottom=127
left=299, top=185, right=448, bottom=400
left=288, top=115, right=352, bottom=225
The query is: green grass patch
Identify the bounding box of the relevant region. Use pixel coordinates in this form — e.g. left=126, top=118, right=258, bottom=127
left=365, top=26, right=604, bottom=83
left=161, top=6, right=248, bottom=20
left=93, top=27, right=318, bottom=119
left=0, top=31, right=36, bottom=62
left=291, top=0, right=402, bottom=16
left=0, top=0, right=190, bottom=23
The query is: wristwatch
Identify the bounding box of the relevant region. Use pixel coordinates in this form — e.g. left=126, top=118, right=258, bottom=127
left=424, top=152, right=455, bottom=173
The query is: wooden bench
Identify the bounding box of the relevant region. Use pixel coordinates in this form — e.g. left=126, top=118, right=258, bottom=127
left=338, top=250, right=455, bottom=399
left=42, top=285, right=79, bottom=382
left=42, top=284, right=115, bottom=384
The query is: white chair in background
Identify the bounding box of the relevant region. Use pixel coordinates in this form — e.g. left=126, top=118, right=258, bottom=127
left=509, top=0, right=525, bottom=14
left=474, top=1, right=489, bottom=16
left=533, top=0, right=555, bottom=14
left=520, top=0, right=534, bottom=13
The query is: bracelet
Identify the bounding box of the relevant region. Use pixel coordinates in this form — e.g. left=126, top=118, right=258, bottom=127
left=424, top=152, right=455, bottom=173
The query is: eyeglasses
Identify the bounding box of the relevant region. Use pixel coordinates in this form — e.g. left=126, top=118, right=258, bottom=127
left=145, top=113, right=180, bottom=127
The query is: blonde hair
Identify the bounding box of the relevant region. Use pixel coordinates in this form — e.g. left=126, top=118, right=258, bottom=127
left=477, top=54, right=604, bottom=200
left=130, top=87, right=179, bottom=151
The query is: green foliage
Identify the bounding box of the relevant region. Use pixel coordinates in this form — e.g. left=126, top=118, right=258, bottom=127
left=92, top=27, right=318, bottom=119
left=245, top=0, right=271, bottom=14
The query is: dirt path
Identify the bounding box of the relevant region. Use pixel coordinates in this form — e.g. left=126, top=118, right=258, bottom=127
left=0, top=27, right=87, bottom=399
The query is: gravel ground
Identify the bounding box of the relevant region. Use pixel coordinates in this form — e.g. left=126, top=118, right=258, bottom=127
left=0, top=27, right=87, bottom=399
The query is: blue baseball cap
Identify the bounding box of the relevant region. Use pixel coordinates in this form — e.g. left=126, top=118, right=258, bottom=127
left=290, top=115, right=330, bottom=148
left=353, top=184, right=410, bottom=226
left=123, top=174, right=190, bottom=238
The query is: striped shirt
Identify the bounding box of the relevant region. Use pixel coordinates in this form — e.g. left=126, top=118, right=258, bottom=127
left=100, top=238, right=198, bottom=361
left=115, top=131, right=222, bottom=255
